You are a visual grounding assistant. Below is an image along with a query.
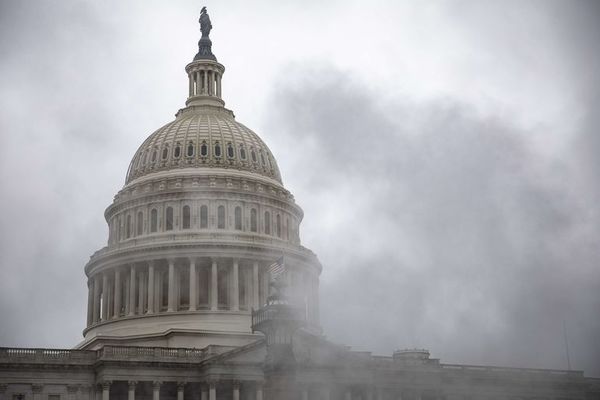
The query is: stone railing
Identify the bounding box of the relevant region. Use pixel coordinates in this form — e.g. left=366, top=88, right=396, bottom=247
left=97, top=345, right=208, bottom=363
left=440, top=363, right=584, bottom=378
left=0, top=348, right=96, bottom=364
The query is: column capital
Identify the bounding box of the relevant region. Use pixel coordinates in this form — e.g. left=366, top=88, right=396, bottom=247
left=148, top=259, right=155, bottom=267
left=207, top=380, right=218, bottom=389
left=67, top=385, right=79, bottom=394
left=176, top=382, right=186, bottom=391
left=128, top=382, right=137, bottom=390
left=31, top=385, right=44, bottom=394
left=101, top=381, right=112, bottom=390
left=152, top=381, right=162, bottom=390
left=232, top=380, right=241, bottom=389
left=188, top=257, right=196, bottom=264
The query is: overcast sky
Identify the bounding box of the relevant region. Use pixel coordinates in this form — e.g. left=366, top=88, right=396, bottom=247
left=0, top=0, right=599, bottom=376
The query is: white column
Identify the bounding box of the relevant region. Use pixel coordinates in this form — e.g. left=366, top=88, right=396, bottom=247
left=200, top=385, right=208, bottom=400
left=168, top=259, right=175, bottom=312
left=189, top=73, right=194, bottom=97
left=101, top=274, right=109, bottom=320
left=217, top=74, right=222, bottom=98
left=87, top=281, right=93, bottom=325
left=232, top=382, right=240, bottom=400
left=113, top=268, right=121, bottom=318
left=209, top=382, right=216, bottom=400
left=101, top=382, right=110, bottom=400
left=128, top=265, right=136, bottom=316
left=177, top=383, right=185, bottom=400
left=232, top=259, right=239, bottom=311
left=152, top=382, right=160, bottom=400
left=147, top=261, right=155, bottom=314
left=189, top=259, right=197, bottom=311
left=127, top=382, right=136, bottom=400
left=92, top=276, right=101, bottom=323
left=138, top=270, right=145, bottom=314
left=256, top=383, right=263, bottom=400
left=252, top=261, right=259, bottom=309
left=211, top=260, right=218, bottom=310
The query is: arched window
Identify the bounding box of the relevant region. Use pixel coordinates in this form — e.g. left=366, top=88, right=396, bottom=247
left=234, top=206, right=242, bottom=230
left=200, top=141, right=208, bottom=157
left=214, top=142, right=222, bottom=157
left=151, top=150, right=157, bottom=163
left=126, top=215, right=132, bottom=238
left=276, top=214, right=281, bottom=238
left=182, top=205, right=191, bottom=229
left=162, top=147, right=168, bottom=160
left=136, top=211, right=143, bottom=236
left=260, top=151, right=266, bottom=166
left=227, top=143, right=234, bottom=159
left=264, top=211, right=271, bottom=235
left=150, top=209, right=158, bottom=232
left=200, top=205, right=208, bottom=228
left=239, top=145, right=247, bottom=160
left=217, top=205, right=225, bottom=229
left=174, top=144, right=181, bottom=158
left=250, top=209, right=257, bottom=232
left=166, top=207, right=174, bottom=231
left=187, top=142, right=194, bottom=157
left=251, top=149, right=257, bottom=163
left=117, top=217, right=122, bottom=241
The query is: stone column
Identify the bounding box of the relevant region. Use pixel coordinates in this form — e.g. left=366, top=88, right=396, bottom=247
left=189, top=73, right=194, bottom=97
left=203, top=70, right=208, bottom=94
left=211, top=260, right=218, bottom=310
left=127, top=382, right=136, bottom=400
left=301, top=387, right=308, bottom=400
left=168, top=259, right=175, bottom=312
left=217, top=74, right=222, bottom=98
left=152, top=382, right=160, bottom=400
left=189, top=258, right=197, bottom=311
left=321, top=387, right=330, bottom=400
left=138, top=270, right=145, bottom=314
left=200, top=385, right=208, bottom=400
left=129, top=265, right=136, bottom=316
left=252, top=261, right=259, bottom=309
left=87, top=281, right=93, bottom=326
left=147, top=261, right=155, bottom=314
left=113, top=268, right=121, bottom=318
left=101, top=382, right=111, bottom=400
left=0, top=384, right=7, bottom=400
left=345, top=389, right=352, bottom=400
left=376, top=387, right=383, bottom=400
left=101, top=274, right=109, bottom=320
left=92, top=275, right=101, bottom=323
left=232, top=381, right=240, bottom=400
left=208, top=381, right=216, bottom=400
left=177, top=383, right=185, bottom=400
left=95, top=385, right=102, bottom=400
left=232, top=259, right=239, bottom=311
left=255, top=382, right=263, bottom=400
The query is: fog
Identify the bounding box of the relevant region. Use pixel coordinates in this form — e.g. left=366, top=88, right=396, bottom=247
left=0, top=0, right=599, bottom=376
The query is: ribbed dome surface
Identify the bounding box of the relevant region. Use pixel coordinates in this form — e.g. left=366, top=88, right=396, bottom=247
left=126, top=107, right=282, bottom=184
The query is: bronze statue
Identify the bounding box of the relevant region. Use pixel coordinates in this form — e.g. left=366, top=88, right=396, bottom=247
left=199, top=6, right=212, bottom=38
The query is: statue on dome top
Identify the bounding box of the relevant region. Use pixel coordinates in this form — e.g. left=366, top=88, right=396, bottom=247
left=199, top=6, right=212, bottom=38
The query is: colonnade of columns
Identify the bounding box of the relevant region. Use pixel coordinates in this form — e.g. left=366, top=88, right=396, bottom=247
left=96, top=380, right=263, bottom=400
left=87, top=257, right=272, bottom=327
left=188, top=68, right=222, bottom=98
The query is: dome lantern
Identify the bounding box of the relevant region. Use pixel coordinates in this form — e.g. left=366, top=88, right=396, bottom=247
left=185, top=7, right=225, bottom=108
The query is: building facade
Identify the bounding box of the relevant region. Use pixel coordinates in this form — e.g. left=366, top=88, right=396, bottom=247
left=1, top=8, right=599, bottom=400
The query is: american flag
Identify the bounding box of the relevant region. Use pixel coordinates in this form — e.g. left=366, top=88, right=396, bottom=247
left=267, top=256, right=285, bottom=281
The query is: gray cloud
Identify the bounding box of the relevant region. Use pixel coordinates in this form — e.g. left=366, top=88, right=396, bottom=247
left=264, top=65, right=600, bottom=375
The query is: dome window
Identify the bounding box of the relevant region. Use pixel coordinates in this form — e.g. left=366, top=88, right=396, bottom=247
left=136, top=211, right=143, bottom=236
left=250, top=209, right=257, bottom=232
left=126, top=215, right=132, bottom=239
left=239, top=145, right=247, bottom=160
left=260, top=151, right=266, bottom=166
left=234, top=206, right=242, bottom=230
left=200, top=205, right=208, bottom=228
left=200, top=141, right=208, bottom=157
left=276, top=214, right=281, bottom=238
left=217, top=205, right=225, bottom=229
left=251, top=149, right=257, bottom=163
left=214, top=142, right=222, bottom=158
left=174, top=144, right=181, bottom=158
left=165, top=207, right=174, bottom=231
left=182, top=205, right=191, bottom=229
left=227, top=143, right=234, bottom=159
left=150, top=209, right=158, bottom=233
left=152, top=149, right=158, bottom=163
left=162, top=147, right=168, bottom=160
left=187, top=142, right=195, bottom=157
left=264, top=211, right=271, bottom=235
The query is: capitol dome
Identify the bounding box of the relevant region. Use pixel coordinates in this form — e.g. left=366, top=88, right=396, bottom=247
left=80, top=10, right=321, bottom=350
left=125, top=106, right=282, bottom=185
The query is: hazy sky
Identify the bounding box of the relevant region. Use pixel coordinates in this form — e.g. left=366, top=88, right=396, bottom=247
left=0, top=0, right=599, bottom=376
